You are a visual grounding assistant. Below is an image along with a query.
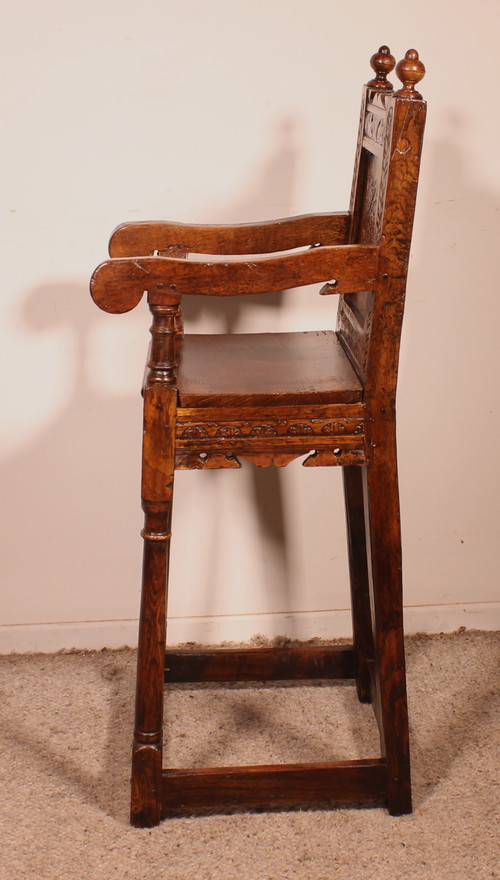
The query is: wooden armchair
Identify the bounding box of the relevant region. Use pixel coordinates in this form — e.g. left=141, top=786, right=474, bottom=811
left=90, top=46, right=426, bottom=827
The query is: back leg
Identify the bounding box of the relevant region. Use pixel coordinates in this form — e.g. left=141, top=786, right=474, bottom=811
left=343, top=466, right=373, bottom=702
left=363, top=457, right=411, bottom=815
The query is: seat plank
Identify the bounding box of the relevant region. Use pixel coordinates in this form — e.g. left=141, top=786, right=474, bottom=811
left=177, top=331, right=363, bottom=407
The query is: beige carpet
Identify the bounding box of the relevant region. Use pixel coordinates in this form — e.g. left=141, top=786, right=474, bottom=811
left=0, top=629, right=498, bottom=879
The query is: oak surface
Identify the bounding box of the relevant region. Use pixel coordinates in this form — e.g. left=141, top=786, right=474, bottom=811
left=90, top=45, right=427, bottom=827
left=177, top=331, right=363, bottom=407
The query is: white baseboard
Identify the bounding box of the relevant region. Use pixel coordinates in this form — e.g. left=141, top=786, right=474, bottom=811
left=1, top=603, right=499, bottom=654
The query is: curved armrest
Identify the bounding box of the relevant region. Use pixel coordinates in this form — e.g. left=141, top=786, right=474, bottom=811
left=108, top=213, right=350, bottom=257
left=90, top=245, right=379, bottom=314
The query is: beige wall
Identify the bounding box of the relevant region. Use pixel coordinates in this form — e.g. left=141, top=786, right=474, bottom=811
left=2, top=0, right=499, bottom=651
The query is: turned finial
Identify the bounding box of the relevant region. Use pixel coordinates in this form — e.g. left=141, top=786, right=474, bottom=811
left=396, top=49, right=425, bottom=98
left=367, top=45, right=396, bottom=90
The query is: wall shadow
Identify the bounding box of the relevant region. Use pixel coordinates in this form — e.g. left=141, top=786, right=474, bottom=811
left=399, top=116, right=500, bottom=602
left=0, top=118, right=303, bottom=646
left=397, top=118, right=500, bottom=806
left=0, top=282, right=145, bottom=634
left=172, top=117, right=302, bottom=638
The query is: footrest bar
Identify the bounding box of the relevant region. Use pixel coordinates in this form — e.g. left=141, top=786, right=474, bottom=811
left=164, top=644, right=356, bottom=683
left=161, top=758, right=387, bottom=814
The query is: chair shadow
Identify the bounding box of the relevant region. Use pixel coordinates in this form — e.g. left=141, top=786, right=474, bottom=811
left=1, top=117, right=307, bottom=653
left=405, top=631, right=500, bottom=810
left=171, top=117, right=307, bottom=639
left=0, top=650, right=136, bottom=825
left=4, top=634, right=495, bottom=825
left=397, top=117, right=500, bottom=808
left=0, top=281, right=145, bottom=642
left=162, top=672, right=379, bottom=774
left=0, top=119, right=316, bottom=822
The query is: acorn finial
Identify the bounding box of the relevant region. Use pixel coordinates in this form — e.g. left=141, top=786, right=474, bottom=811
left=367, top=45, right=396, bottom=90
left=396, top=49, right=425, bottom=98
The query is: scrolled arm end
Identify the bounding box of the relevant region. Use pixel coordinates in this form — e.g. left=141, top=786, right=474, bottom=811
left=90, top=259, right=146, bottom=314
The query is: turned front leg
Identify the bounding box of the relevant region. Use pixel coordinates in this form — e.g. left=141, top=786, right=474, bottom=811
left=131, top=385, right=177, bottom=826
left=131, top=300, right=179, bottom=827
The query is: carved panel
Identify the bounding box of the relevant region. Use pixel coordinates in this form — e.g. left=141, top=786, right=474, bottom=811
left=374, top=106, right=394, bottom=239
left=364, top=110, right=385, bottom=146
left=175, top=448, right=367, bottom=470
left=176, top=404, right=366, bottom=470
left=175, top=406, right=367, bottom=470
left=250, top=425, right=278, bottom=437
left=321, top=420, right=362, bottom=435
left=181, top=425, right=208, bottom=440
left=287, top=423, right=313, bottom=435
left=175, top=452, right=241, bottom=470
left=360, top=159, right=380, bottom=244
left=216, top=425, right=242, bottom=438
left=239, top=452, right=305, bottom=468
left=177, top=417, right=364, bottom=441
left=362, top=93, right=390, bottom=156
left=366, top=90, right=390, bottom=111
left=338, top=100, right=395, bottom=381
left=303, top=449, right=366, bottom=467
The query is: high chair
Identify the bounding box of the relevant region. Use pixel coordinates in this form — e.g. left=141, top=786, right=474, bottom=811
left=90, top=46, right=426, bottom=826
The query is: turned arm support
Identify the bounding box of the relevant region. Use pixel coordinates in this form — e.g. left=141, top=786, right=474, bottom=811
left=108, top=212, right=351, bottom=258
left=90, top=244, right=379, bottom=314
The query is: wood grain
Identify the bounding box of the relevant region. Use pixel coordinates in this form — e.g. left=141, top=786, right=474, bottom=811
left=90, top=244, right=379, bottom=314
left=164, top=645, right=355, bottom=683
left=176, top=331, right=363, bottom=407
left=109, top=212, right=350, bottom=257
left=89, top=45, right=427, bottom=825
left=161, top=760, right=387, bottom=814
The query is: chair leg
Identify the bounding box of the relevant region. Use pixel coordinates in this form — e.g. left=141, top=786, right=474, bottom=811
left=343, top=466, right=373, bottom=702
left=363, top=457, right=412, bottom=815
left=131, top=386, right=177, bottom=827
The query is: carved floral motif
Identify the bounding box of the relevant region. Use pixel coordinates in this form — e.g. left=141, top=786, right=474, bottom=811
left=364, top=110, right=385, bottom=146
left=374, top=106, right=394, bottom=239
left=287, top=423, right=313, bottom=435
left=250, top=425, right=277, bottom=437
left=177, top=418, right=363, bottom=440
left=216, top=425, right=242, bottom=438
left=322, top=421, right=362, bottom=435
left=181, top=425, right=208, bottom=439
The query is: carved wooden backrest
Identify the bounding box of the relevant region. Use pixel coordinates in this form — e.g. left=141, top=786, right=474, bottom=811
left=337, top=47, right=426, bottom=393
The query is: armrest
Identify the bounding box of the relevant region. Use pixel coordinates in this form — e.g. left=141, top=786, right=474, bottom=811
left=108, top=212, right=351, bottom=257
left=90, top=245, right=379, bottom=314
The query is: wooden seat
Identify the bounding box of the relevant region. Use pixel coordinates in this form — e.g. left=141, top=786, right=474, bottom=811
left=90, top=46, right=427, bottom=826
left=177, top=331, right=363, bottom=406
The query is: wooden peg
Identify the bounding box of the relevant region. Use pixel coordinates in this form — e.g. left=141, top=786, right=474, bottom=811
left=396, top=49, right=425, bottom=99
left=367, top=45, right=396, bottom=90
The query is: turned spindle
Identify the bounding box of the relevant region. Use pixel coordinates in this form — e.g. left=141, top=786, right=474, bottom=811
left=367, top=45, right=396, bottom=90
left=396, top=49, right=426, bottom=99
left=146, top=300, right=180, bottom=386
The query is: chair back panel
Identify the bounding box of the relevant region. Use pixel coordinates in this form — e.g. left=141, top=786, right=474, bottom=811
left=337, top=87, right=396, bottom=383
left=337, top=48, right=426, bottom=397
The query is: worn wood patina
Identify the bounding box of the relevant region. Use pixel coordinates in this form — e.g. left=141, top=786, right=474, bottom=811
left=90, top=46, right=427, bottom=827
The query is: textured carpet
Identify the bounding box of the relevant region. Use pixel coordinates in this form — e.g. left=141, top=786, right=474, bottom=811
left=0, top=629, right=498, bottom=880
